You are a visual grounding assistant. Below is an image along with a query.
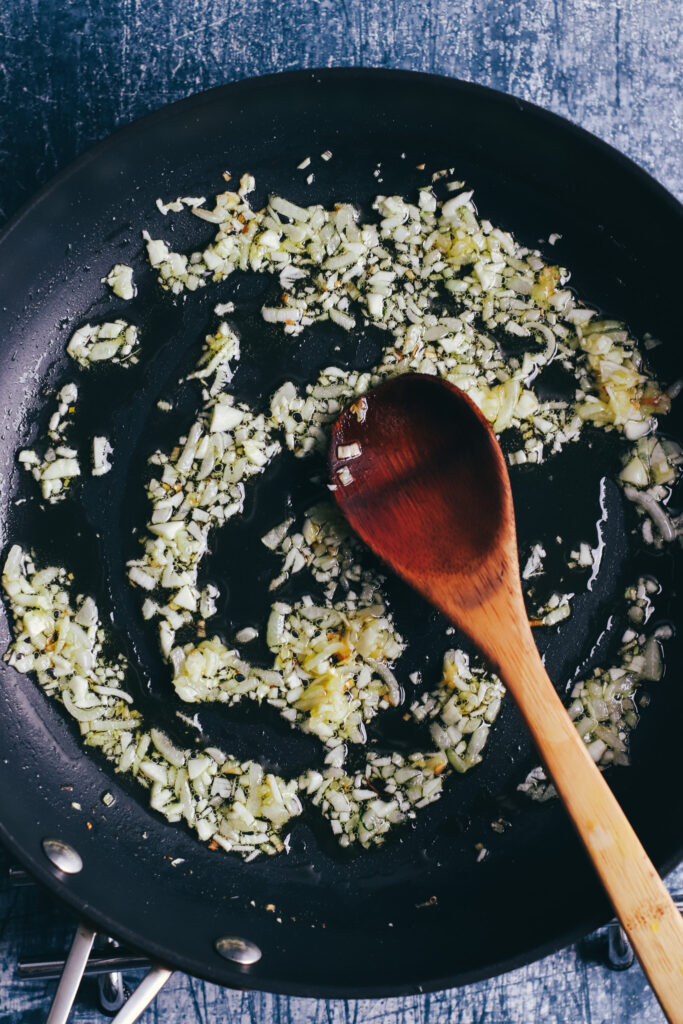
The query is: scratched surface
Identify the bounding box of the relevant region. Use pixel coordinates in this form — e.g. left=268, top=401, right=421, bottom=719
left=0, top=1, right=682, bottom=1022
left=0, top=0, right=681, bottom=225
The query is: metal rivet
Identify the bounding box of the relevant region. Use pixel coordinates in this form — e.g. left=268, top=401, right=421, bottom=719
left=214, top=936, right=262, bottom=966
left=41, top=838, right=83, bottom=875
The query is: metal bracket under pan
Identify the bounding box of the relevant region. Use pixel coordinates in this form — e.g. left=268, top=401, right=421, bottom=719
left=39, top=921, right=172, bottom=1024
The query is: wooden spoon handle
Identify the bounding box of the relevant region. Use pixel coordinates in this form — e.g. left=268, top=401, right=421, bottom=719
left=502, top=635, right=683, bottom=1024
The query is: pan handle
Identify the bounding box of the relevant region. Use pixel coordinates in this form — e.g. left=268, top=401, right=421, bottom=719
left=43, top=921, right=172, bottom=1024
left=45, top=922, right=96, bottom=1024
left=109, top=965, right=174, bottom=1024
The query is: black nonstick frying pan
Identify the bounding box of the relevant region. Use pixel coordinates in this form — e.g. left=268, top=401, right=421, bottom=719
left=0, top=68, right=682, bottom=1000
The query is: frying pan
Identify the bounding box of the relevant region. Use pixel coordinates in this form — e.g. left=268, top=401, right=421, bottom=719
left=0, top=68, right=682, bottom=1000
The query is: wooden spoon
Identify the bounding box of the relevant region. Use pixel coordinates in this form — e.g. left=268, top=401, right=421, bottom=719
left=330, top=372, right=683, bottom=1023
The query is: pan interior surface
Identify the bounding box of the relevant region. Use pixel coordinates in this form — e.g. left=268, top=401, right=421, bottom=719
left=0, top=69, right=682, bottom=997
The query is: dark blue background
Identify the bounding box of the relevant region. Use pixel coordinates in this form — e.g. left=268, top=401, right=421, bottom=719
left=0, top=1, right=681, bottom=1021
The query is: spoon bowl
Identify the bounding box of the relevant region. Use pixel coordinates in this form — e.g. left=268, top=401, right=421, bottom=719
left=331, top=374, right=508, bottom=584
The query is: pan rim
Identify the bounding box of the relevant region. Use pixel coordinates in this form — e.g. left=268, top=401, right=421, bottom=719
left=0, top=65, right=682, bottom=999
left=1, top=66, right=680, bottom=245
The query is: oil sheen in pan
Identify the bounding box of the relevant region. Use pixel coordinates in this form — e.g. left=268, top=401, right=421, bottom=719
left=9, top=259, right=680, bottom=864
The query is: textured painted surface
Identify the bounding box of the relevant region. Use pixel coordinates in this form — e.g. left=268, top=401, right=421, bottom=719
left=0, top=1, right=682, bottom=1021
left=0, top=0, right=681, bottom=226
